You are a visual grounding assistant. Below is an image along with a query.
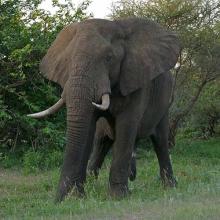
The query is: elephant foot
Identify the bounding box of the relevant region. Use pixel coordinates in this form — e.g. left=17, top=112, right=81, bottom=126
left=55, top=182, right=85, bottom=203
left=160, top=172, right=177, bottom=188
left=129, top=166, right=136, bottom=181
left=70, top=183, right=85, bottom=197
left=87, top=167, right=99, bottom=179
left=109, top=183, right=130, bottom=199
left=162, top=176, right=178, bottom=188
left=129, top=156, right=136, bottom=181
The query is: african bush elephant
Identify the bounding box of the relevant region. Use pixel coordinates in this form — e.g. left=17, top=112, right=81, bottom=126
left=88, top=117, right=138, bottom=181
left=28, top=18, right=180, bottom=202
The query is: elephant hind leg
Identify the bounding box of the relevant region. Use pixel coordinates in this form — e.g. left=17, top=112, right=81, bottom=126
left=129, top=145, right=137, bottom=181
left=150, top=113, right=177, bottom=187
left=88, top=136, right=113, bottom=178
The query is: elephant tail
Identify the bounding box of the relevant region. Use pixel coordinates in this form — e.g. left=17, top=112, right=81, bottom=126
left=27, top=98, right=65, bottom=119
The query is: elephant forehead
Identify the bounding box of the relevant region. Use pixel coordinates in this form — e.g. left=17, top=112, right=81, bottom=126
left=74, top=32, right=111, bottom=55
left=80, top=19, right=116, bottom=31
left=78, top=19, right=124, bottom=40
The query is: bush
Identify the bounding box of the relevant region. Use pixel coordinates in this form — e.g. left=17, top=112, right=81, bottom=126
left=177, top=81, right=220, bottom=140
left=0, top=152, right=21, bottom=168
left=190, top=81, right=220, bottom=138
left=0, top=0, right=91, bottom=158
left=23, top=149, right=63, bottom=174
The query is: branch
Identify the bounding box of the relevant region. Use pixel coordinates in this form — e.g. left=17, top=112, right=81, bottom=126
left=172, top=79, right=207, bottom=125
left=5, top=80, right=26, bottom=89
left=206, top=74, right=220, bottom=82
left=169, top=53, right=182, bottom=107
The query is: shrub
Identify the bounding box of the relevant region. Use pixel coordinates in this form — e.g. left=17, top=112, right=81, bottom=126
left=0, top=0, right=91, bottom=159
left=23, top=149, right=63, bottom=174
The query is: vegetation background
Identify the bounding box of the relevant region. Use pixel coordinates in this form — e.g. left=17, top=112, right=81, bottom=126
left=0, top=0, right=219, bottom=219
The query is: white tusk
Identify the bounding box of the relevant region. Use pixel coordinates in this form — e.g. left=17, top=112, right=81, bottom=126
left=27, top=98, right=64, bottom=119
left=92, top=94, right=110, bottom=111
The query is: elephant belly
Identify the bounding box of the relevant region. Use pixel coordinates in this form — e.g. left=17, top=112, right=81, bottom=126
left=137, top=110, right=162, bottom=138
left=137, top=72, right=172, bottom=139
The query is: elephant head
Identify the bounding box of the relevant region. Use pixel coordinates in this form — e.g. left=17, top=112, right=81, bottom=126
left=28, top=18, right=180, bottom=202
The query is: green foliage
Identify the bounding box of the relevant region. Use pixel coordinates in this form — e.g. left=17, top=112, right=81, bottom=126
left=188, top=81, right=220, bottom=138
left=23, top=149, right=63, bottom=174
left=0, top=0, right=91, bottom=160
left=176, top=80, right=220, bottom=139
left=0, top=152, right=21, bottom=168
left=174, top=138, right=220, bottom=160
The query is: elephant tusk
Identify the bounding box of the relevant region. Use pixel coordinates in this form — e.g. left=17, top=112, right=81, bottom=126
left=92, top=94, right=110, bottom=111
left=27, top=98, right=65, bottom=119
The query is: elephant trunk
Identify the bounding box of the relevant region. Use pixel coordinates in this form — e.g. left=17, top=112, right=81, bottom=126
left=56, top=76, right=96, bottom=202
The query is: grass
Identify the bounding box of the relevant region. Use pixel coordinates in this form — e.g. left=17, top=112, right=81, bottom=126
left=0, top=138, right=220, bottom=219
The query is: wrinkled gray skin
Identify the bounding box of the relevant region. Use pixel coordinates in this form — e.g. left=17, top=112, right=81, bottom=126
left=36, top=18, right=180, bottom=202
left=88, top=117, right=137, bottom=181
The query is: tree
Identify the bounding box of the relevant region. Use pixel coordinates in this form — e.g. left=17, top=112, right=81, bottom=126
left=0, top=0, right=91, bottom=156
left=190, top=81, right=220, bottom=138
left=111, top=0, right=220, bottom=146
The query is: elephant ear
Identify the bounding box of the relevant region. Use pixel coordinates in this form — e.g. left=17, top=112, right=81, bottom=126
left=118, top=19, right=180, bottom=96
left=40, top=23, right=78, bottom=88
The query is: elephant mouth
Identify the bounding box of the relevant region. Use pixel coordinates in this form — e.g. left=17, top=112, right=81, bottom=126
left=27, top=93, right=110, bottom=119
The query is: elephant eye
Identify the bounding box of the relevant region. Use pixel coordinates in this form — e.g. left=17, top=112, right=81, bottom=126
left=105, top=53, right=113, bottom=63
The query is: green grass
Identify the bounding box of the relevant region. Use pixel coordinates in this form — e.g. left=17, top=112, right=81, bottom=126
left=0, top=138, right=220, bottom=219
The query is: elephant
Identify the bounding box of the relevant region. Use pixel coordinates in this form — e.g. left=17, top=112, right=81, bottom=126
left=88, top=117, right=137, bottom=181
left=27, top=18, right=180, bottom=203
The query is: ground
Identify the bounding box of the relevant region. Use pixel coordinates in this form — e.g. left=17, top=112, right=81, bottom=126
left=0, top=138, right=220, bottom=219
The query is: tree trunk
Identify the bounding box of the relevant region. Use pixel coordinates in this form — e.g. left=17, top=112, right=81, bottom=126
left=169, top=80, right=207, bottom=148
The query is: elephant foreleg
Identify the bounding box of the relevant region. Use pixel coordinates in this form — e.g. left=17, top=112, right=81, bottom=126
left=109, top=116, right=139, bottom=198
left=55, top=109, right=96, bottom=203
left=150, top=113, right=177, bottom=187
